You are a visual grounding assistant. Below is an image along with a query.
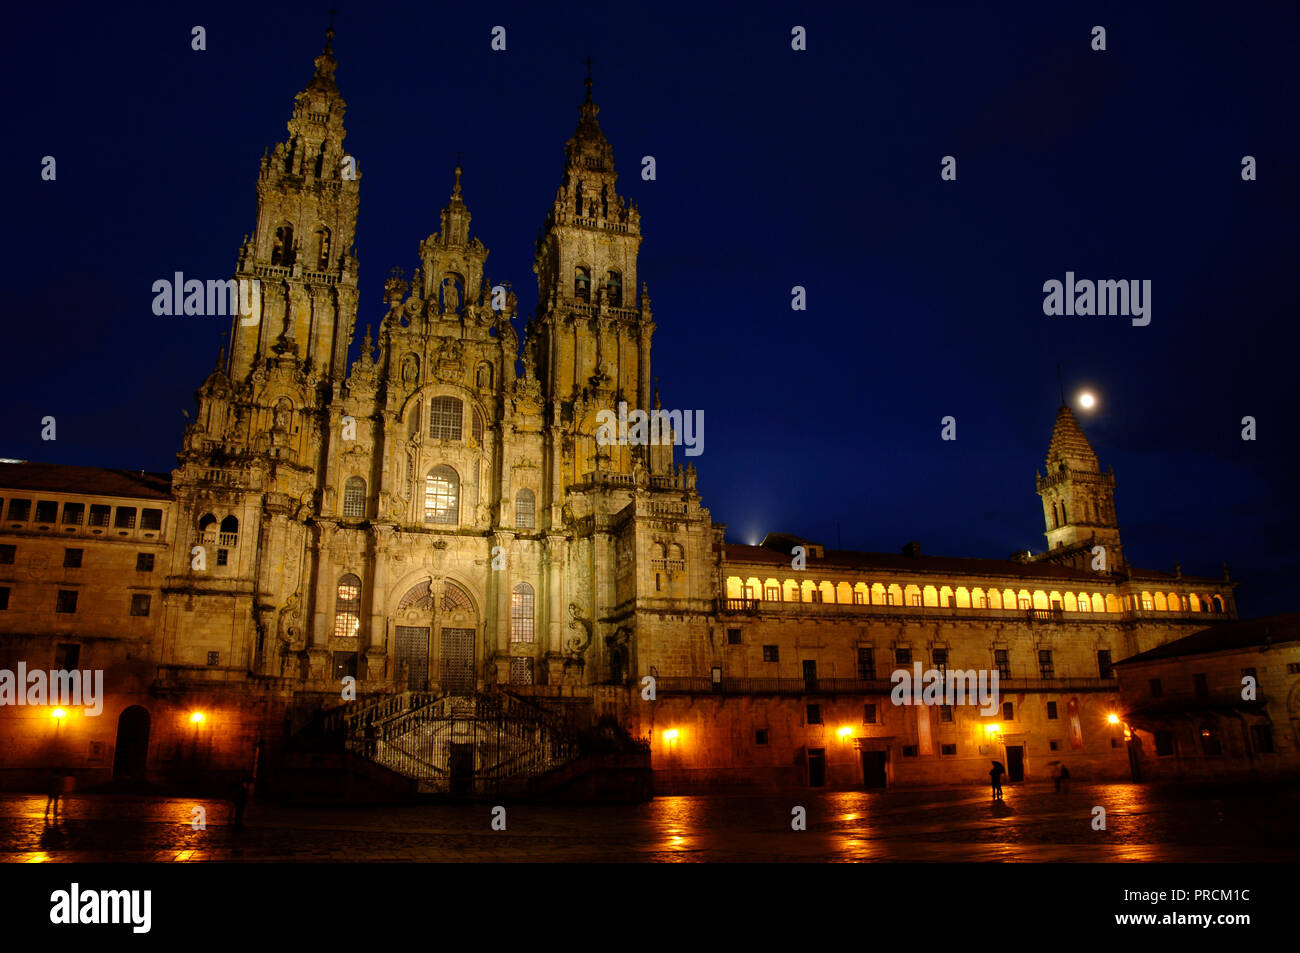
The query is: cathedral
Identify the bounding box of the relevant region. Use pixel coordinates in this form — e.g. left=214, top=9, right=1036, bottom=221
left=0, top=28, right=1247, bottom=796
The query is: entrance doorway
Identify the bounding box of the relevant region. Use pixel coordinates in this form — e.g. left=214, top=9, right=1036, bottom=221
left=440, top=627, right=475, bottom=693
left=807, top=747, right=826, bottom=787
left=860, top=750, right=888, bottom=788
left=395, top=625, right=430, bottom=690
left=449, top=743, right=474, bottom=796
left=1005, top=745, right=1025, bottom=783
left=112, top=706, right=150, bottom=779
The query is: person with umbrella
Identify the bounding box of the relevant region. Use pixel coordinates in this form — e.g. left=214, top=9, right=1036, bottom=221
left=989, top=760, right=1006, bottom=799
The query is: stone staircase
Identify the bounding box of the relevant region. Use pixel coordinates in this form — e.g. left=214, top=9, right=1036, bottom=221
left=340, top=690, right=579, bottom=796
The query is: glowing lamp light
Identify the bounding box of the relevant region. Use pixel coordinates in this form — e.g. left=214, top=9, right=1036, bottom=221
left=1078, top=391, right=1096, bottom=409
left=663, top=729, right=679, bottom=742
left=984, top=724, right=1001, bottom=735
left=1106, top=713, right=1120, bottom=725
left=190, top=711, right=206, bottom=725
left=51, top=708, right=67, bottom=720
left=837, top=726, right=853, bottom=738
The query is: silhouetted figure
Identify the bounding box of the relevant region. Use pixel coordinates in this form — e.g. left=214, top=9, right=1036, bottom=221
left=989, top=761, right=1005, bottom=800
left=228, top=778, right=251, bottom=829
left=44, top=768, right=63, bottom=819
left=1059, top=765, right=1070, bottom=793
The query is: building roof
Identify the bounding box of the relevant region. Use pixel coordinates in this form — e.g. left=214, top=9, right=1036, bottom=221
left=726, top=542, right=1102, bottom=582
left=0, top=461, right=172, bottom=501
left=722, top=541, right=1222, bottom=584
left=1114, top=614, right=1300, bottom=666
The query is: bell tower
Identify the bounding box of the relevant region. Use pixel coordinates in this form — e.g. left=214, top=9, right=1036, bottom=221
left=527, top=69, right=657, bottom=487
left=227, top=23, right=361, bottom=386
left=1034, top=405, right=1125, bottom=572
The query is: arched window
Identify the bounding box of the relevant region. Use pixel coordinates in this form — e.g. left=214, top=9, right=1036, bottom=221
left=515, top=489, right=535, bottom=529
left=472, top=406, right=485, bottom=446
left=1060, top=501, right=1069, bottom=524
left=198, top=513, right=217, bottom=534
left=428, top=396, right=463, bottom=441
left=334, top=574, right=362, bottom=639
left=424, top=466, right=459, bottom=524
left=574, top=266, right=590, bottom=301
left=271, top=224, right=294, bottom=267
left=511, top=583, right=535, bottom=643
left=342, top=476, right=366, bottom=518
left=314, top=226, right=331, bottom=270
left=1052, top=502, right=1060, bottom=528
left=606, top=270, right=622, bottom=306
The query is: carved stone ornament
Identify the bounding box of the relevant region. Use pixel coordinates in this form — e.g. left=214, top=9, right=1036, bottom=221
left=566, top=603, right=592, bottom=658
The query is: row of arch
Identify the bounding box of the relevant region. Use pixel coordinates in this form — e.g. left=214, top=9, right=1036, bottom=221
left=269, top=223, right=331, bottom=271
left=574, top=266, right=622, bottom=306
left=725, top=576, right=1227, bottom=614
left=1048, top=497, right=1113, bottom=528
left=197, top=513, right=239, bottom=537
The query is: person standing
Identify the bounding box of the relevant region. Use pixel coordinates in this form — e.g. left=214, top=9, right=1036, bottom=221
left=44, top=768, right=62, bottom=819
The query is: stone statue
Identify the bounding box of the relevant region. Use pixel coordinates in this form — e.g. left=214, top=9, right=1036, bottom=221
left=442, top=277, right=459, bottom=313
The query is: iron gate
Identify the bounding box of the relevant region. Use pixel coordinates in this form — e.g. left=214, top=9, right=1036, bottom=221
left=440, top=627, right=475, bottom=693
left=394, top=626, right=429, bottom=690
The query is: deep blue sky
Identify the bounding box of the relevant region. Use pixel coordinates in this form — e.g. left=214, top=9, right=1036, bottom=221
left=3, top=1, right=1297, bottom=616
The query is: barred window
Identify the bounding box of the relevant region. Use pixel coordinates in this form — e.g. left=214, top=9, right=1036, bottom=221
left=343, top=476, right=366, bottom=518
left=114, top=507, right=136, bottom=529
left=510, top=582, right=535, bottom=643
left=994, top=649, right=1011, bottom=679
left=62, top=503, right=85, bottom=525
left=424, top=466, right=459, bottom=524
left=510, top=658, right=535, bottom=685
left=7, top=499, right=30, bottom=521
left=428, top=396, right=463, bottom=441
left=857, top=647, right=875, bottom=680
left=515, top=489, right=535, bottom=529
left=1038, top=650, right=1054, bottom=678
left=141, top=508, right=162, bottom=530
left=35, top=500, right=58, bottom=522
left=334, top=574, right=362, bottom=639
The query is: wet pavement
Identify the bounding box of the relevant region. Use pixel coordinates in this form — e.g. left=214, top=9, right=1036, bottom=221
left=3, top=782, right=1297, bottom=862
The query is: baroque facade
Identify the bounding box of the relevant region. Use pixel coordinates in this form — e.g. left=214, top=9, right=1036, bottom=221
left=0, top=30, right=1254, bottom=795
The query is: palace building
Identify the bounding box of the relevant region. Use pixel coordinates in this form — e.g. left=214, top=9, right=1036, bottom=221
left=0, top=28, right=1254, bottom=796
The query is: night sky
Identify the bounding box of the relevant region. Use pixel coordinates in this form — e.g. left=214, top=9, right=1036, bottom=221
left=4, top=1, right=1297, bottom=616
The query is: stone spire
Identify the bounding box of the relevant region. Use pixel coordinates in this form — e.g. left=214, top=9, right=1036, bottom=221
left=438, top=166, right=471, bottom=247
left=1034, top=403, right=1123, bottom=571
left=1044, top=405, right=1100, bottom=472
left=307, top=24, right=340, bottom=94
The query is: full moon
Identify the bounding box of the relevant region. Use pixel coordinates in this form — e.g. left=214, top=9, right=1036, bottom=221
left=1079, top=392, right=1096, bottom=409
